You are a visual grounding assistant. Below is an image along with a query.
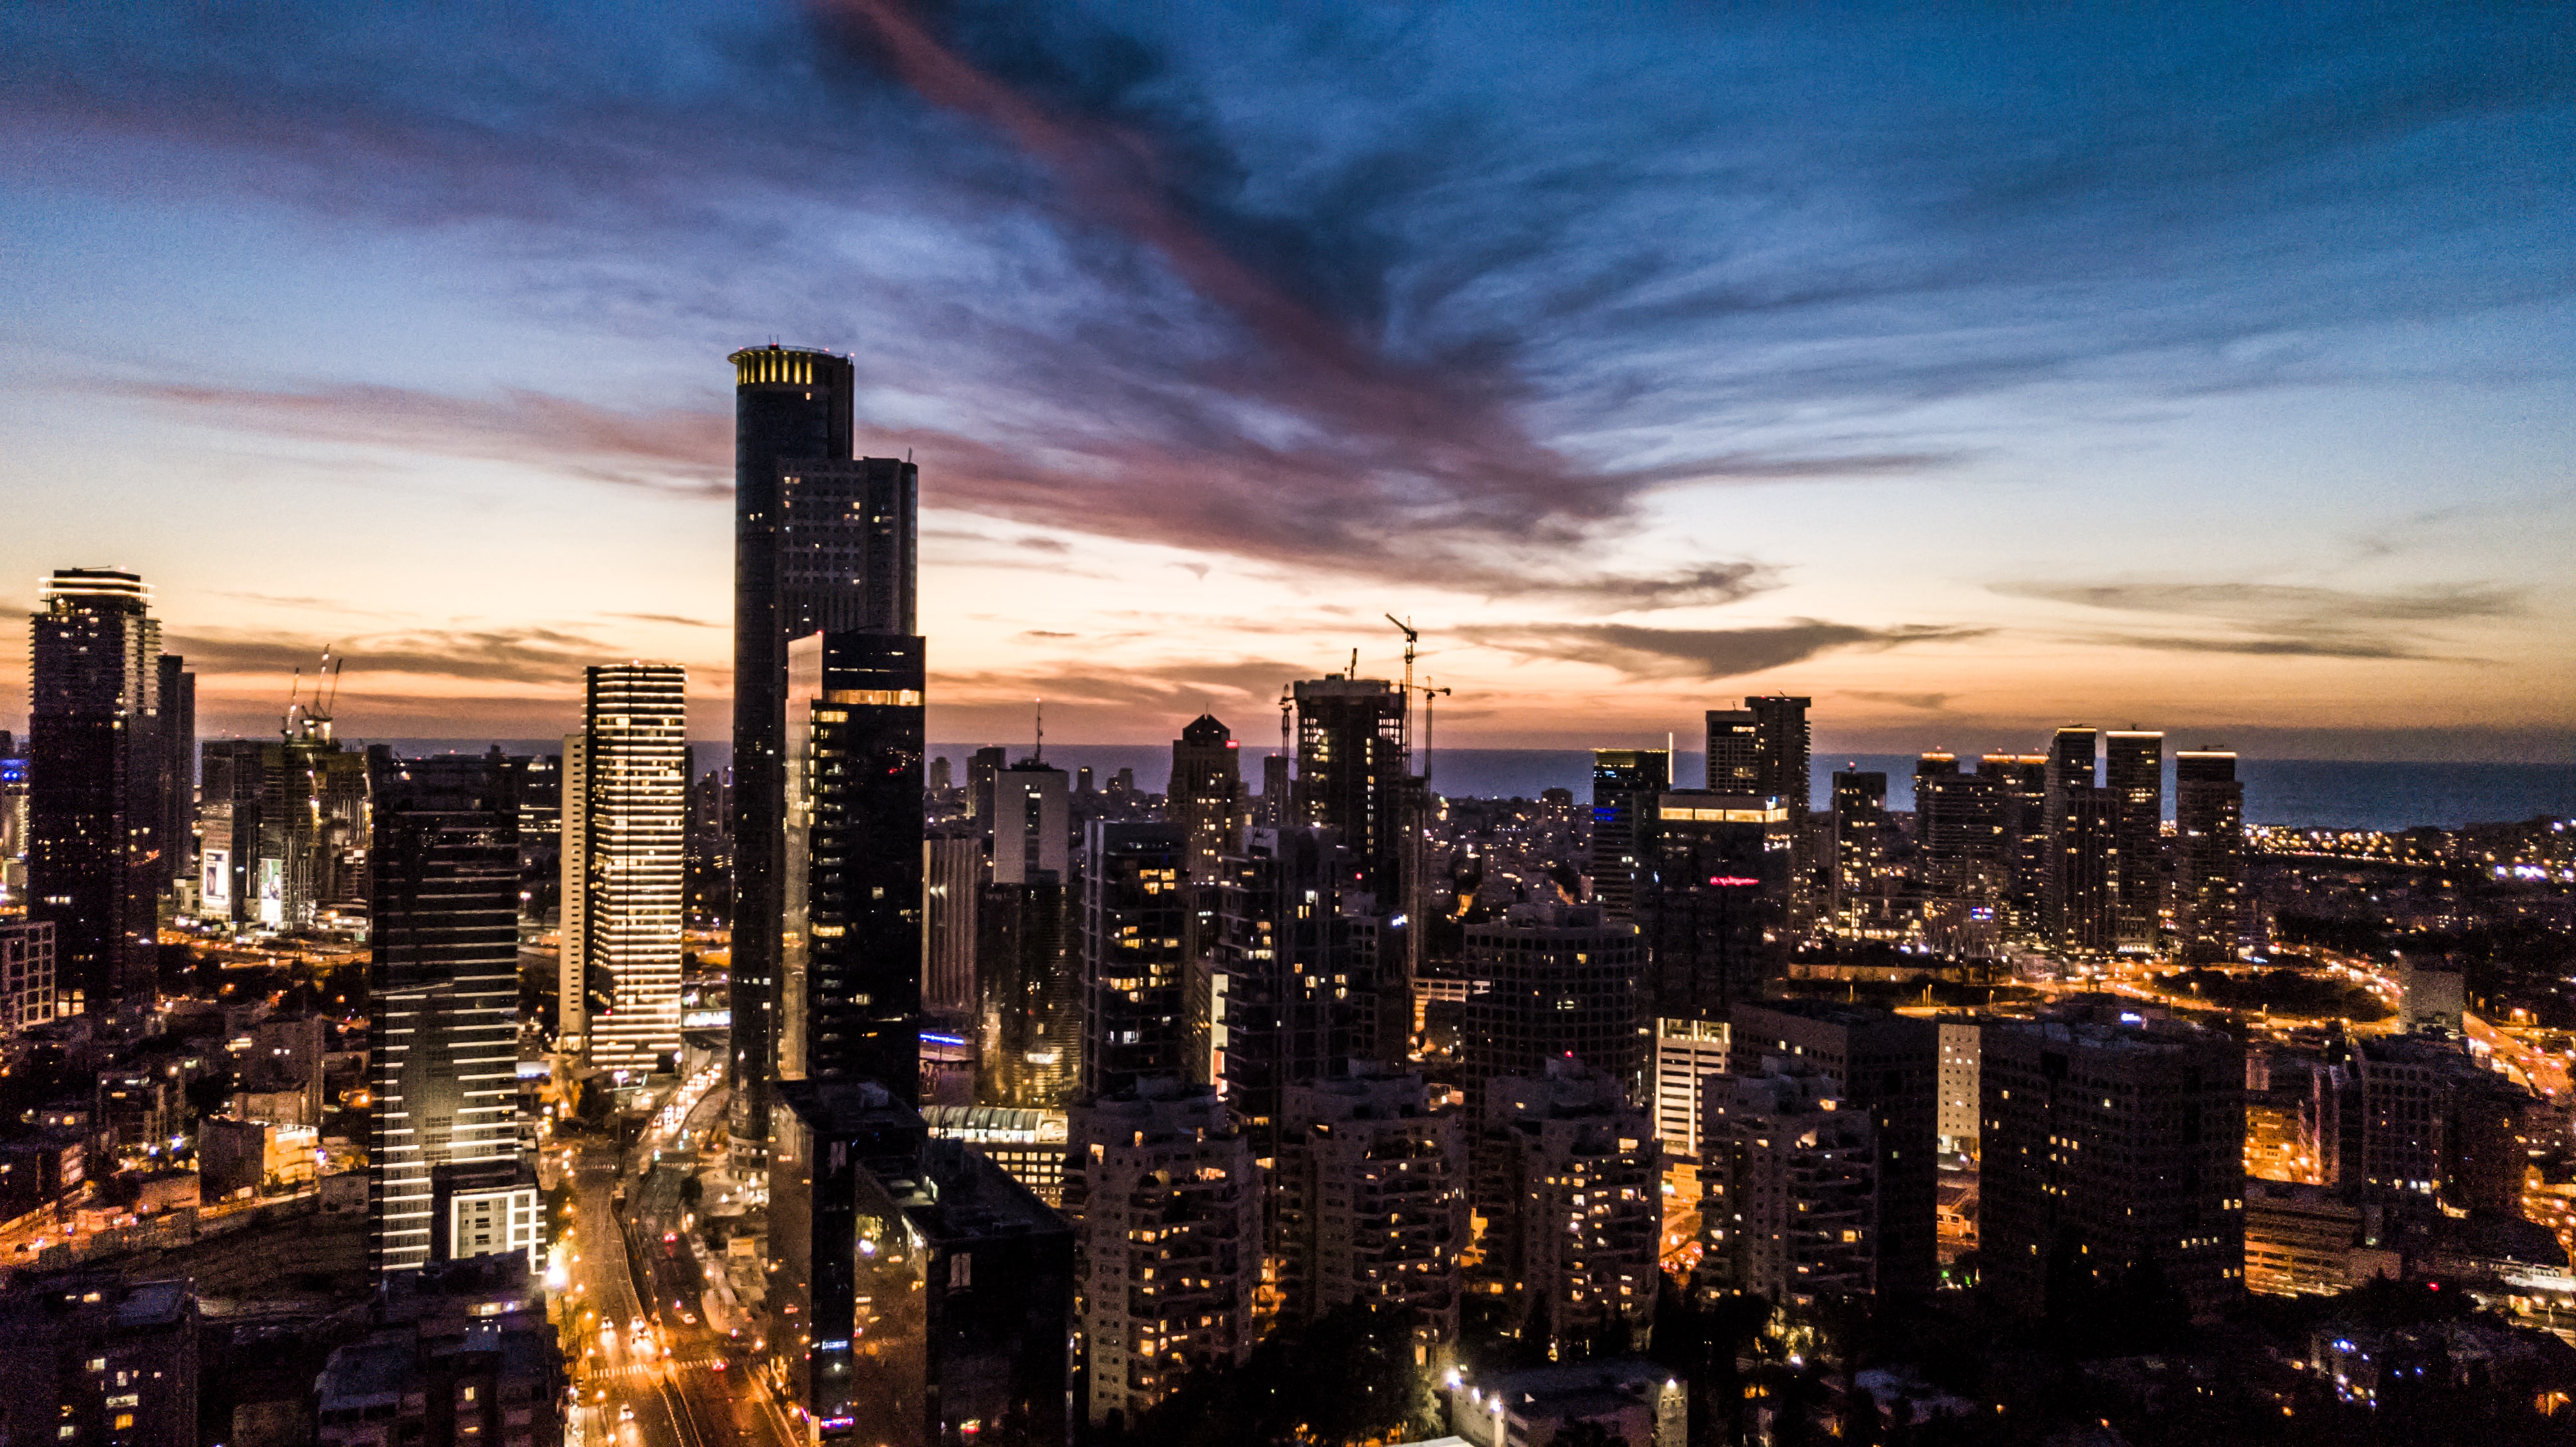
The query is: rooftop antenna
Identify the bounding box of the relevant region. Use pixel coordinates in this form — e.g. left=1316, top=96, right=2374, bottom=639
left=1347, top=647, right=1359, bottom=678
left=1034, top=698, right=1045, bottom=764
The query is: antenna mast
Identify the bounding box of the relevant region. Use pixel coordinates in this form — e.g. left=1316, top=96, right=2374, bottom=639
left=1034, top=698, right=1045, bottom=764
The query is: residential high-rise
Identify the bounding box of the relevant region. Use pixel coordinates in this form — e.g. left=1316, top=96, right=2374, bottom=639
left=1587, top=748, right=1669, bottom=920
left=783, top=633, right=923, bottom=1088
left=1291, top=675, right=1407, bottom=903
left=2104, top=730, right=2164, bottom=951
left=1829, top=768, right=1889, bottom=920
left=1078, top=821, right=1189, bottom=1097
left=2173, top=748, right=2246, bottom=962
left=1982, top=754, right=2050, bottom=936
left=569, top=663, right=687, bottom=1080
left=1636, top=791, right=1791, bottom=1020
left=1651, top=1017, right=1730, bottom=1162
left=1743, top=695, right=1813, bottom=809
left=2040, top=727, right=2108, bottom=949
left=1276, top=1064, right=1469, bottom=1357
left=990, top=760, right=1069, bottom=887
left=1704, top=709, right=1758, bottom=792
left=1206, top=825, right=1354, bottom=1163
left=366, top=751, right=521, bottom=1277
left=27, top=568, right=168, bottom=1018
left=1937, top=1020, right=1980, bottom=1159
left=1702, top=1059, right=1877, bottom=1306
left=1980, top=1006, right=2246, bottom=1321
left=1473, top=1058, right=1660, bottom=1361
left=1063, top=1079, right=1258, bottom=1430
left=556, top=731, right=590, bottom=1057
left=1460, top=902, right=1647, bottom=1115
left=1728, top=1000, right=1938, bottom=1297
left=967, top=745, right=1006, bottom=833
left=729, top=343, right=918, bottom=1160
left=1165, top=714, right=1243, bottom=884
left=1915, top=753, right=2005, bottom=900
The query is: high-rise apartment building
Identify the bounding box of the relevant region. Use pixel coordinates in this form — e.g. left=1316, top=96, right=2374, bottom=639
left=1276, top=1064, right=1469, bottom=1356
left=1063, top=1080, right=1259, bottom=1430
left=1291, top=676, right=1408, bottom=904
left=1980, top=1007, right=2246, bottom=1321
left=0, top=920, right=57, bottom=1033
left=1636, top=791, right=1791, bottom=1020
left=1702, top=1060, right=1877, bottom=1306
left=1206, top=826, right=1354, bottom=1164
left=556, top=732, right=591, bottom=1057
left=1743, top=696, right=1813, bottom=809
left=1587, top=749, right=1669, bottom=920
left=1460, top=902, right=1647, bottom=1115
left=1829, top=768, right=1889, bottom=920
left=155, top=653, right=194, bottom=891
left=1651, top=1017, right=1731, bottom=1162
left=729, top=344, right=917, bottom=1159
left=783, top=634, right=924, bottom=1089
left=1937, top=1019, right=1980, bottom=1159
left=567, top=663, right=687, bottom=1080
left=1165, top=714, right=1243, bottom=884
left=1704, top=709, right=1758, bottom=792
left=2173, top=748, right=2246, bottom=962
left=366, top=752, right=521, bottom=1277
left=1078, top=822, right=1189, bottom=1097
left=990, top=760, right=1069, bottom=887
left=2103, top=731, right=2164, bottom=951
left=1473, top=1059, right=1661, bottom=1361
left=28, top=568, right=172, bottom=1018
left=1728, top=1000, right=1938, bottom=1297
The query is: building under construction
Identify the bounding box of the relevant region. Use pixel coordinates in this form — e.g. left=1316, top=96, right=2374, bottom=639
left=198, top=654, right=370, bottom=932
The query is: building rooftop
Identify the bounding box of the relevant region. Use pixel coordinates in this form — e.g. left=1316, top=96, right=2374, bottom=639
left=880, top=1138, right=1069, bottom=1247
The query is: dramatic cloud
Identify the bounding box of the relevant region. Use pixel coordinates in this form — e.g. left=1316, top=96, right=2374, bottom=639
left=1998, top=578, right=2524, bottom=660
left=1462, top=620, right=1986, bottom=682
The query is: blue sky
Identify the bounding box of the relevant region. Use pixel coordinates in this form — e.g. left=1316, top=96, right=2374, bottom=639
left=1, top=1, right=2570, bottom=757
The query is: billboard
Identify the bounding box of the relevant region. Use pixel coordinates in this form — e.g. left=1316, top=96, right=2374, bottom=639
left=258, top=856, right=285, bottom=926
left=201, top=849, right=232, bottom=915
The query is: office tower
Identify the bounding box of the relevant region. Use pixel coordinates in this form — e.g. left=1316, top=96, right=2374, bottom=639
left=194, top=740, right=258, bottom=922
left=0, top=920, right=57, bottom=1033
left=729, top=343, right=918, bottom=1161
left=1460, top=902, right=1647, bottom=1114
left=768, top=1078, right=1072, bottom=1447
left=2103, top=731, right=2164, bottom=951
left=1978, top=754, right=2049, bottom=935
left=1291, top=675, right=1408, bottom=902
left=1063, top=1080, right=1258, bottom=1430
left=1980, top=1007, right=2246, bottom=1321
left=0, top=751, right=26, bottom=908
left=556, top=732, right=590, bottom=1057
left=1636, top=791, right=1791, bottom=1020
left=1914, top=753, right=2005, bottom=899
left=366, top=751, right=521, bottom=1277
left=2040, top=726, right=2101, bottom=946
left=1587, top=748, right=1670, bottom=920
left=1740, top=696, right=1813, bottom=808
left=1702, top=1060, right=1877, bottom=1305
left=1828, top=768, right=1889, bottom=918
left=923, top=833, right=981, bottom=1017
left=1473, top=1059, right=1660, bottom=1361
left=1728, top=1001, right=1938, bottom=1297
left=2173, top=748, right=2246, bottom=962
left=1705, top=708, right=1758, bottom=791
left=2055, top=785, right=2118, bottom=955
left=1651, top=1018, right=1730, bottom=1161
left=565, top=663, right=687, bottom=1080
left=155, top=653, right=193, bottom=889
left=1206, top=826, right=1354, bottom=1162
left=27, top=568, right=166, bottom=1018
left=783, top=634, right=924, bottom=1088
left=1276, top=1064, right=1469, bottom=1355
left=1937, top=1020, right=1980, bottom=1159
left=1165, top=714, right=1243, bottom=883
left=1078, top=821, right=1189, bottom=1097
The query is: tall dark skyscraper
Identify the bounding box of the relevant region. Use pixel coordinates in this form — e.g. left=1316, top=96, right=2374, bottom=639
left=1705, top=708, right=1758, bottom=791
left=2173, top=748, right=2246, bottom=962
left=1291, top=675, right=1407, bottom=903
left=154, top=653, right=193, bottom=890
left=1638, top=790, right=1791, bottom=1019
left=2040, top=726, right=2113, bottom=950
left=1165, top=714, right=1242, bottom=884
left=1829, top=767, right=1889, bottom=918
left=27, top=568, right=169, bottom=1018
left=783, top=632, right=925, bottom=1089
left=1980, top=753, right=2050, bottom=935
left=2103, top=730, right=2164, bottom=952
left=365, top=751, right=521, bottom=1277
left=1587, top=748, right=1670, bottom=920
left=1077, top=820, right=1189, bottom=1097
left=1208, top=825, right=1354, bottom=1163
left=729, top=344, right=917, bottom=1157
left=1460, top=902, right=1646, bottom=1114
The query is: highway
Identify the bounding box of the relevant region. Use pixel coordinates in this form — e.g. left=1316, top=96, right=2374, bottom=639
left=565, top=1080, right=797, bottom=1447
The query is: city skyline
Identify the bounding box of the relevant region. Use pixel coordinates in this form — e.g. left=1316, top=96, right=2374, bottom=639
left=3, top=5, right=2571, bottom=760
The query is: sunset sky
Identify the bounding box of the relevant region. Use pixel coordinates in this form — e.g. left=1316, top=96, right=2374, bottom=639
left=3, top=3, right=2570, bottom=760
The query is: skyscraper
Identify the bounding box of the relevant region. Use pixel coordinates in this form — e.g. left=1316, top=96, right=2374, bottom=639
left=1587, top=748, right=1669, bottom=920
left=367, top=751, right=521, bottom=1277
left=783, top=633, right=923, bottom=1089
left=1291, top=675, right=1407, bottom=903
left=1829, top=767, right=1889, bottom=921
left=1473, top=1059, right=1661, bottom=1360
left=557, top=731, right=591, bottom=1057
left=1276, top=1065, right=1468, bottom=1355
left=1636, top=791, right=1791, bottom=1020
left=1078, top=821, right=1189, bottom=1098
left=921, top=833, right=980, bottom=1017
left=1207, top=826, right=1354, bottom=1164
left=1164, top=714, right=1243, bottom=884
left=1702, top=1058, right=1877, bottom=1306
left=1704, top=709, right=1758, bottom=791
left=2103, top=730, right=2164, bottom=952
left=569, top=663, right=687, bottom=1080
left=2041, top=727, right=2117, bottom=952
left=155, top=653, right=193, bottom=891
left=1744, top=695, right=1813, bottom=809
left=27, top=568, right=168, bottom=1018
left=2173, top=748, right=2246, bottom=962
left=729, top=343, right=917, bottom=1157
left=1982, top=753, right=2050, bottom=936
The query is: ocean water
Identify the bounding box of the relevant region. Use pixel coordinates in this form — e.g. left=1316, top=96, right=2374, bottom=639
left=363, top=739, right=2576, bottom=834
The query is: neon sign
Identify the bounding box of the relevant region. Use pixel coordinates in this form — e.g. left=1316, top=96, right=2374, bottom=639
left=1707, top=876, right=1760, bottom=887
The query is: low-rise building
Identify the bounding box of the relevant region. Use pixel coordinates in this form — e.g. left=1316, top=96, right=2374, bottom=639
left=1452, top=1359, right=1685, bottom=1447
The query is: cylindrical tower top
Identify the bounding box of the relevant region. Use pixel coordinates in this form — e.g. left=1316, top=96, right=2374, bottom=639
left=728, top=345, right=852, bottom=387
left=39, top=567, right=151, bottom=611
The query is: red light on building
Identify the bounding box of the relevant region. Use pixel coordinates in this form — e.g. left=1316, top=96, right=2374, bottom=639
left=1707, top=875, right=1760, bottom=887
